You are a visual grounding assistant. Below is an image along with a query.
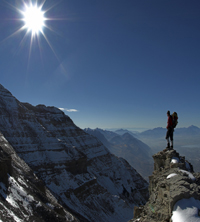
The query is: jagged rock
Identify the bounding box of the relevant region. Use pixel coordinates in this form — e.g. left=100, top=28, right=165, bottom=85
left=129, top=148, right=200, bottom=222
left=0, top=84, right=149, bottom=222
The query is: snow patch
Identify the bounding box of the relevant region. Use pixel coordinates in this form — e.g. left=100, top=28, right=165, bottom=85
left=167, top=170, right=195, bottom=181
left=171, top=157, right=180, bottom=164
left=36, top=201, right=42, bottom=207
left=172, top=197, right=200, bottom=222
left=179, top=170, right=195, bottom=181
left=6, top=176, right=34, bottom=214
left=0, top=201, right=23, bottom=222
left=167, top=173, right=178, bottom=179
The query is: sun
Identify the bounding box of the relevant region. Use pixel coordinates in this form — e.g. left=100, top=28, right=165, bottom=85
left=2, top=0, right=67, bottom=70
left=22, top=3, right=46, bottom=36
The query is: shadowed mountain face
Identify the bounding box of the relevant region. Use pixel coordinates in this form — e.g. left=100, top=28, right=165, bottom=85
left=84, top=128, right=153, bottom=180
left=0, top=84, right=149, bottom=222
left=0, top=132, right=79, bottom=222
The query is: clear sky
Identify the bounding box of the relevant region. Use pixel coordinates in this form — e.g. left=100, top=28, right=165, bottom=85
left=0, top=0, right=200, bottom=130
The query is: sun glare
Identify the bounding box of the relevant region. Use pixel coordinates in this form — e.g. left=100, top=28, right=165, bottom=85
left=2, top=0, right=66, bottom=70
left=22, top=3, right=46, bottom=36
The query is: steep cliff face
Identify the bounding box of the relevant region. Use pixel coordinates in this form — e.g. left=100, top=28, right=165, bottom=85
left=0, top=84, right=149, bottom=222
left=0, top=131, right=78, bottom=221
left=129, top=148, right=200, bottom=222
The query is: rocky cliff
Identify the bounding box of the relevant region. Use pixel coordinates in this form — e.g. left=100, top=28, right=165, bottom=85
left=0, top=131, right=78, bottom=221
left=129, top=148, right=200, bottom=222
left=0, top=84, right=149, bottom=222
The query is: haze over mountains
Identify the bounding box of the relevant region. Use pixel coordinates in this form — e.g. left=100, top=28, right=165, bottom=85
left=137, top=125, right=200, bottom=173
left=84, top=128, right=153, bottom=180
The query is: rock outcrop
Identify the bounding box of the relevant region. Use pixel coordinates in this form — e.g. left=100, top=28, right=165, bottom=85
left=0, top=84, right=149, bottom=222
left=129, top=148, right=200, bottom=222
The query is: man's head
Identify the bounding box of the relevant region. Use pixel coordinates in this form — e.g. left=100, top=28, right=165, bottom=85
left=167, top=111, right=170, bottom=116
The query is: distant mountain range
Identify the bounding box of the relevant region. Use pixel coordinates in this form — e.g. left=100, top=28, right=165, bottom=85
left=84, top=128, right=153, bottom=180
left=102, top=125, right=200, bottom=138
left=138, top=125, right=200, bottom=138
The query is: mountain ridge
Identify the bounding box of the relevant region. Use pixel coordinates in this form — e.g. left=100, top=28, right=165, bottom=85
left=0, top=83, right=149, bottom=222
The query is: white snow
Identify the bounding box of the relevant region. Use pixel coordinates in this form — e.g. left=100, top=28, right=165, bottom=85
left=0, top=201, right=23, bottom=222
left=171, top=157, right=180, bottom=164
left=6, top=176, right=34, bottom=215
left=172, top=197, right=200, bottom=222
left=167, top=170, right=195, bottom=180
left=179, top=170, right=196, bottom=181
left=167, top=173, right=178, bottom=179
left=36, top=201, right=42, bottom=207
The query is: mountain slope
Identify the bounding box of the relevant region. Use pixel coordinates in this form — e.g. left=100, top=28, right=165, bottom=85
left=84, top=128, right=153, bottom=180
left=0, top=131, right=78, bottom=222
left=0, top=84, right=149, bottom=222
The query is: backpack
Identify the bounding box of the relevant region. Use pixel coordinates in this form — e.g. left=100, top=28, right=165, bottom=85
left=172, top=112, right=178, bottom=128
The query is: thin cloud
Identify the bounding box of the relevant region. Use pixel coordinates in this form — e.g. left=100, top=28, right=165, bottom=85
left=59, top=108, right=78, bottom=112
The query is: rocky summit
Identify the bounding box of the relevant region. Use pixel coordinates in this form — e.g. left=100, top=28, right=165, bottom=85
left=129, top=147, right=200, bottom=222
left=0, top=84, right=149, bottom=222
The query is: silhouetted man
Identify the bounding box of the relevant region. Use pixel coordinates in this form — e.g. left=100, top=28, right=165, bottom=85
left=166, top=110, right=173, bottom=149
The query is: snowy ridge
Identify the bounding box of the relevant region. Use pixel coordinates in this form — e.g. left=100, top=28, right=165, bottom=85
left=0, top=84, right=149, bottom=222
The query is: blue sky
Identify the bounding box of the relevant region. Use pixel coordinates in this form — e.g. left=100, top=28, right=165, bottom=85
left=0, top=0, right=200, bottom=130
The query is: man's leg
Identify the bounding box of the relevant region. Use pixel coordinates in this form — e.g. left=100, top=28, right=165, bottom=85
left=166, top=130, right=170, bottom=148
left=170, top=129, right=174, bottom=148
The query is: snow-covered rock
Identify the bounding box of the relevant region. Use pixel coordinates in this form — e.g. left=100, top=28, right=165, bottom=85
left=129, top=148, right=200, bottom=222
left=0, top=84, right=149, bottom=222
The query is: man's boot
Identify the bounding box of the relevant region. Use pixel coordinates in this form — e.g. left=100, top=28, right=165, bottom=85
left=166, top=143, right=170, bottom=148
